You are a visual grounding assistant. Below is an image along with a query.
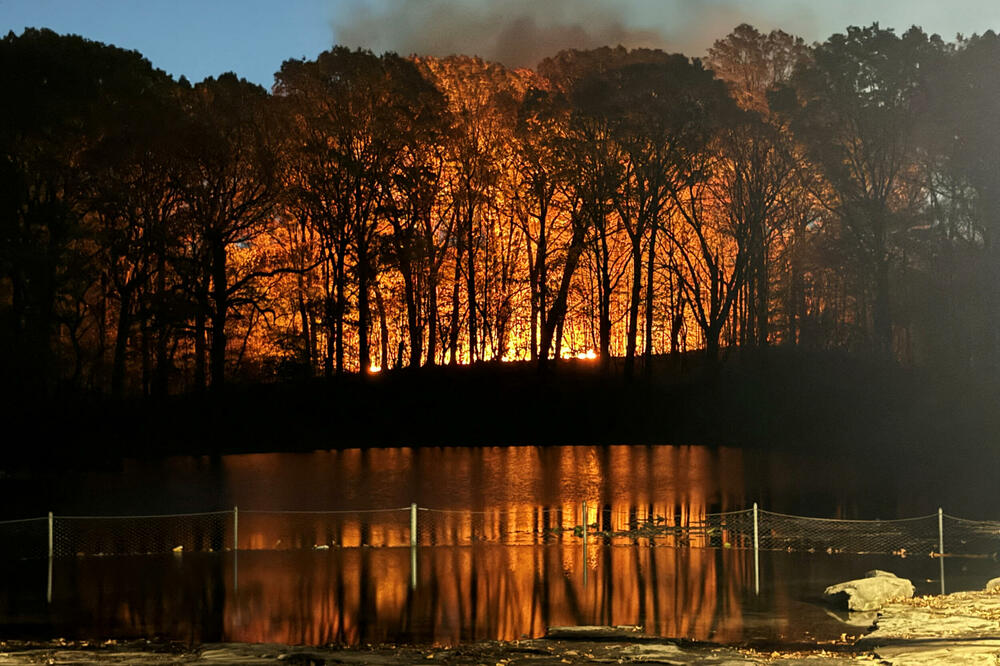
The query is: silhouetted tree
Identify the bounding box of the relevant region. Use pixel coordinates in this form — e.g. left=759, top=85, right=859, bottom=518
left=178, top=74, right=280, bottom=389
left=708, top=25, right=808, bottom=347
left=776, top=25, right=940, bottom=356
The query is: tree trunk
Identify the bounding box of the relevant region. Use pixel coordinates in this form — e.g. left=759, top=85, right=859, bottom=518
left=529, top=267, right=539, bottom=362
left=873, top=254, right=891, bottom=357
left=426, top=266, right=439, bottom=367
left=670, top=300, right=685, bottom=356
left=334, top=247, right=347, bottom=375
left=298, top=292, right=312, bottom=372
left=374, top=283, right=389, bottom=370
left=530, top=196, right=549, bottom=362
left=465, top=207, right=478, bottom=362
left=643, top=224, right=657, bottom=365
left=754, top=224, right=769, bottom=346
left=598, top=220, right=612, bottom=368
left=111, top=287, right=132, bottom=397
left=705, top=323, right=721, bottom=363
left=153, top=253, right=170, bottom=397
left=624, top=237, right=643, bottom=379
left=787, top=220, right=805, bottom=346
left=539, top=214, right=587, bottom=367
left=401, top=261, right=421, bottom=369
left=448, top=239, right=463, bottom=365
left=209, top=239, right=228, bottom=390
left=140, top=317, right=151, bottom=397
left=357, top=236, right=371, bottom=373
left=324, top=293, right=336, bottom=378
left=194, top=285, right=207, bottom=392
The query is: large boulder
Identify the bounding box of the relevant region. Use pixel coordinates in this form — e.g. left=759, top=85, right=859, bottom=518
left=823, top=570, right=915, bottom=611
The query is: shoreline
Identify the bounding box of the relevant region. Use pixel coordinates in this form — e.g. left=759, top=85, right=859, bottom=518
left=3, top=588, right=999, bottom=664
left=0, top=637, right=874, bottom=665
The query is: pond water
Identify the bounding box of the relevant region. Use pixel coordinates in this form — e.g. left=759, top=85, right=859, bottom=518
left=1, top=445, right=997, bottom=646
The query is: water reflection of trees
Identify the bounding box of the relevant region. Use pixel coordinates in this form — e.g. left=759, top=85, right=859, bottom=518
left=38, top=445, right=753, bottom=644
left=220, top=545, right=748, bottom=645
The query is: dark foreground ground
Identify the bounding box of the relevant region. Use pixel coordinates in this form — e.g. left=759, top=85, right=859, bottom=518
left=5, top=585, right=1000, bottom=665
left=0, top=635, right=873, bottom=665
left=4, top=348, right=998, bottom=463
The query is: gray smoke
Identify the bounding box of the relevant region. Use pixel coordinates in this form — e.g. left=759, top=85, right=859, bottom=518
left=331, top=0, right=1000, bottom=70
left=331, top=0, right=816, bottom=69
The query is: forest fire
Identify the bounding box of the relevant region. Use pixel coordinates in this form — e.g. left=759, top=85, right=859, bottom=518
left=5, top=24, right=998, bottom=396
left=5, top=3, right=1000, bottom=663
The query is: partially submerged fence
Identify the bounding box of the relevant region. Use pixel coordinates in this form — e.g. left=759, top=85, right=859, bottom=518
left=6, top=503, right=999, bottom=601
left=3, top=504, right=998, bottom=561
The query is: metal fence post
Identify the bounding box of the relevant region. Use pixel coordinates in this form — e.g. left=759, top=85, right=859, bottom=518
left=938, top=507, right=945, bottom=595
left=410, top=503, right=418, bottom=590
left=753, top=503, right=760, bottom=596
left=233, top=506, right=239, bottom=593
left=47, top=512, right=53, bottom=604
left=582, top=501, right=589, bottom=588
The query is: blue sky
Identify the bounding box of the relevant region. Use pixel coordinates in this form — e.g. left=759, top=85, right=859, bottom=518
left=3, top=1, right=1000, bottom=88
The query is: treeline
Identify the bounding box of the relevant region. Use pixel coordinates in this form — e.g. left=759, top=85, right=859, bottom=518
left=3, top=24, right=1000, bottom=396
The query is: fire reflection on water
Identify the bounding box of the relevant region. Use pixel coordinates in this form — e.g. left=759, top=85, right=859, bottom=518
left=9, top=444, right=998, bottom=646
left=225, top=445, right=750, bottom=644
left=29, top=544, right=749, bottom=646
left=15, top=446, right=762, bottom=645
left=224, top=446, right=745, bottom=550
left=225, top=544, right=749, bottom=645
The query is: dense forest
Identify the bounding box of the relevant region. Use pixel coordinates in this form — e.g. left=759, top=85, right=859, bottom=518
left=4, top=23, right=1000, bottom=397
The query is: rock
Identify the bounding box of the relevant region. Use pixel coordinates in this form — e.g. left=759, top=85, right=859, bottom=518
left=823, top=570, right=915, bottom=611
left=858, top=590, right=1000, bottom=664
left=865, top=569, right=896, bottom=578
left=985, top=577, right=1000, bottom=593
left=823, top=608, right=879, bottom=628
left=544, top=625, right=646, bottom=640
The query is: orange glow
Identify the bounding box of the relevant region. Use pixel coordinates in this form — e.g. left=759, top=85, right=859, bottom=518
left=218, top=545, right=748, bottom=645
left=41, top=447, right=787, bottom=646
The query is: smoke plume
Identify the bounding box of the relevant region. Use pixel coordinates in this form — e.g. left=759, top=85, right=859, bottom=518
left=331, top=0, right=804, bottom=69
left=332, top=0, right=1000, bottom=70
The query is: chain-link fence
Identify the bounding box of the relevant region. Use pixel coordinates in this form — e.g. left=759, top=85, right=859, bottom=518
left=2, top=505, right=999, bottom=561
left=53, top=511, right=233, bottom=557
left=750, top=511, right=942, bottom=556
left=238, top=508, right=412, bottom=549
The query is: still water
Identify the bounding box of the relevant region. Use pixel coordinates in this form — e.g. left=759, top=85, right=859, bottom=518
left=1, top=445, right=997, bottom=646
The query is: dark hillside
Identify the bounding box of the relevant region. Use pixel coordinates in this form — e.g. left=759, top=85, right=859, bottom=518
left=3, top=349, right=993, bottom=465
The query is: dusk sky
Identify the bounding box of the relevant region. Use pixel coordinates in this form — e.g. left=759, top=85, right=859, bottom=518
left=2, top=0, right=1000, bottom=88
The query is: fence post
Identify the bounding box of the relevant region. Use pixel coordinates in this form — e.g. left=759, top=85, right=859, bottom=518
left=938, top=507, right=945, bottom=595
left=410, top=503, right=418, bottom=590
left=47, top=512, right=53, bottom=604
left=582, top=501, right=589, bottom=588
left=233, top=506, right=239, bottom=593
left=753, top=503, right=760, bottom=596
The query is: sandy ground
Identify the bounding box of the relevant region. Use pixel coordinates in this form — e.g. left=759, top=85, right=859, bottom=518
left=2, top=590, right=1000, bottom=665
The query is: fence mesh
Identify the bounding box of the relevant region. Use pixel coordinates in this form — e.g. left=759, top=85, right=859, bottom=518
left=53, top=511, right=232, bottom=557
left=942, top=514, right=1000, bottom=558
left=3, top=506, right=1000, bottom=561
left=238, top=508, right=411, bottom=549
left=756, top=511, right=941, bottom=556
